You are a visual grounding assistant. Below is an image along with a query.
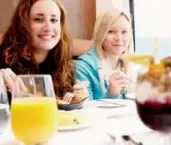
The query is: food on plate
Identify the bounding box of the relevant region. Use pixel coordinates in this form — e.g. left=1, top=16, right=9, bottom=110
left=57, top=110, right=84, bottom=126
left=71, top=90, right=88, bottom=104
left=56, top=99, right=69, bottom=105
left=56, top=90, right=88, bottom=105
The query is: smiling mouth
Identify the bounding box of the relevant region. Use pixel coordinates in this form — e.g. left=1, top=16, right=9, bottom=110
left=38, top=35, right=55, bottom=40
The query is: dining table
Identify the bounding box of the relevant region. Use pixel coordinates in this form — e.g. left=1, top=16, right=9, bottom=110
left=0, top=95, right=163, bottom=145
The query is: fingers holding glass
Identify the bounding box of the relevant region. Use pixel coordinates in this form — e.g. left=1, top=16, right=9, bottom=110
left=108, top=72, right=129, bottom=96
left=0, top=68, right=17, bottom=91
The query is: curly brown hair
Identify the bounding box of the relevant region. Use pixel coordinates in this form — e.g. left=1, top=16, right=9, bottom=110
left=1, top=0, right=75, bottom=96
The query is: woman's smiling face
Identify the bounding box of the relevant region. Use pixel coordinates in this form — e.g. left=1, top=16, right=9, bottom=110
left=103, top=15, right=131, bottom=55
left=29, top=0, right=61, bottom=52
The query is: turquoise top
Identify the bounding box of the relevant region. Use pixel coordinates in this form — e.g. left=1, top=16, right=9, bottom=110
left=75, top=46, right=125, bottom=100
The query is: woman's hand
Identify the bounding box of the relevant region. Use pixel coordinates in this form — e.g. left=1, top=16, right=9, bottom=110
left=73, top=80, right=89, bottom=97
left=0, top=68, right=27, bottom=93
left=73, top=80, right=89, bottom=91
left=108, top=70, right=130, bottom=97
left=0, top=68, right=17, bottom=91
left=63, top=80, right=89, bottom=103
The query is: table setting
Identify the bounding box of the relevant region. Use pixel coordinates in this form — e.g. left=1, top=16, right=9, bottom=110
left=0, top=96, right=160, bottom=145
left=0, top=71, right=170, bottom=145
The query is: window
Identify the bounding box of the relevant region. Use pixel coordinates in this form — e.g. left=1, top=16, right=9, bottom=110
left=131, top=0, right=171, bottom=60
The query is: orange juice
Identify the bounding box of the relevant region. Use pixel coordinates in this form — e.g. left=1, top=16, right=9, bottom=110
left=11, top=97, right=58, bottom=144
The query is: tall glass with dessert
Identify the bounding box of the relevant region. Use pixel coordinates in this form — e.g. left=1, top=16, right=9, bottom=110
left=122, top=52, right=171, bottom=144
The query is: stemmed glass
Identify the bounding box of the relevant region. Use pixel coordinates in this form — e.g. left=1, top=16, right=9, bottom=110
left=10, top=75, right=58, bottom=145
left=0, top=75, right=10, bottom=134
left=135, top=65, right=171, bottom=144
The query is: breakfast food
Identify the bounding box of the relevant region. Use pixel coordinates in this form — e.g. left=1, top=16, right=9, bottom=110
left=121, top=53, right=154, bottom=65
left=71, top=90, right=88, bottom=104
left=58, top=110, right=84, bottom=127
left=136, top=56, right=171, bottom=103
left=134, top=55, right=171, bottom=132
left=56, top=99, right=69, bottom=105
left=122, top=53, right=171, bottom=132
left=56, top=90, right=88, bottom=105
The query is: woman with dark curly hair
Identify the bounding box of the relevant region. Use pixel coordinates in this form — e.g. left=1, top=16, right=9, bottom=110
left=0, top=0, right=86, bottom=98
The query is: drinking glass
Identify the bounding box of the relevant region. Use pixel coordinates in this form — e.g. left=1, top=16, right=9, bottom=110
left=136, top=66, right=171, bottom=144
left=10, top=75, right=58, bottom=145
left=0, top=75, right=10, bottom=134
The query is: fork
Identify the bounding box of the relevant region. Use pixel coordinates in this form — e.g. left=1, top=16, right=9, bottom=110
left=63, top=92, right=74, bottom=103
left=107, top=133, right=116, bottom=144
left=63, top=90, right=78, bottom=103
left=107, top=133, right=126, bottom=145
left=107, top=133, right=143, bottom=145
left=122, top=135, right=143, bottom=145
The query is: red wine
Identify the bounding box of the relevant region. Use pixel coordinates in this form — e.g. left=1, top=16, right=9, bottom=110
left=136, top=99, right=171, bottom=133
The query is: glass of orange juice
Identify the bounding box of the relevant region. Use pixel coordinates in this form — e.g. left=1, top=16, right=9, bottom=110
left=10, top=75, right=58, bottom=145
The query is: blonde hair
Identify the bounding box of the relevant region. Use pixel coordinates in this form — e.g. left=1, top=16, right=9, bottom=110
left=93, top=8, right=133, bottom=57
left=93, top=8, right=135, bottom=92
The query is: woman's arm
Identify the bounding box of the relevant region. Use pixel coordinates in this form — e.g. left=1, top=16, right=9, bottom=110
left=75, top=62, right=94, bottom=99
left=75, top=60, right=120, bottom=100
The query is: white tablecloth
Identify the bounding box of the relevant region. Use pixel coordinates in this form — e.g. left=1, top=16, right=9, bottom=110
left=0, top=99, right=162, bottom=145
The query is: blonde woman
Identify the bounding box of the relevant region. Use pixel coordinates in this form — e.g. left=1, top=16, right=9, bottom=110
left=75, top=8, right=134, bottom=100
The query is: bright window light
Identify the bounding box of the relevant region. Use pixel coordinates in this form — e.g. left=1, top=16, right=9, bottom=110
left=134, top=0, right=171, bottom=59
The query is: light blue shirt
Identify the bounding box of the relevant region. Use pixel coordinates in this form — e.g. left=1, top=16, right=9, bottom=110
left=75, top=46, right=125, bottom=100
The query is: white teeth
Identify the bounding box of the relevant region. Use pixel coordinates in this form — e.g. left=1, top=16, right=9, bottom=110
left=39, top=36, right=52, bottom=40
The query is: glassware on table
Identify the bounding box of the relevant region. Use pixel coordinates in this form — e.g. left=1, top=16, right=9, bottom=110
left=10, top=75, right=58, bottom=145
left=135, top=59, right=171, bottom=144
left=0, top=75, right=10, bottom=134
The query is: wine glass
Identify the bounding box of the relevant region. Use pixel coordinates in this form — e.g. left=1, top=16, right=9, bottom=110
left=10, top=75, right=58, bottom=145
left=0, top=75, right=10, bottom=134
left=135, top=65, right=171, bottom=144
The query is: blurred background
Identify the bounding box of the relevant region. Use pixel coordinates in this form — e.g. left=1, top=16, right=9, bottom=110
left=0, top=0, right=171, bottom=59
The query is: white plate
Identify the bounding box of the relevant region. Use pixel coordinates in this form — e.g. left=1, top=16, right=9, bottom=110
left=96, top=99, right=134, bottom=108
left=57, top=110, right=91, bottom=131
left=58, top=122, right=91, bottom=131
left=97, top=103, right=123, bottom=108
